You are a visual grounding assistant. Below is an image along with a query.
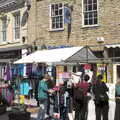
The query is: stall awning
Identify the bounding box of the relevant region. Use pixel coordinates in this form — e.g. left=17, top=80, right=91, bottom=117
left=14, top=46, right=98, bottom=64
left=65, top=46, right=98, bottom=63
left=105, top=44, right=120, bottom=48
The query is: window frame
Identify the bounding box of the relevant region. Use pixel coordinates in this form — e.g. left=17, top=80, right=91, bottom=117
left=13, top=11, right=20, bottom=41
left=1, top=16, right=7, bottom=43
left=49, top=3, right=64, bottom=31
left=82, top=0, right=99, bottom=27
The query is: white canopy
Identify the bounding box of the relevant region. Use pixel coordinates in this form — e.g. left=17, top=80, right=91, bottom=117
left=14, top=46, right=98, bottom=64
left=14, top=46, right=83, bottom=64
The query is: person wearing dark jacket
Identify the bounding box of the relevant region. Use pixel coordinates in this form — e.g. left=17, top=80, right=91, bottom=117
left=92, top=74, right=109, bottom=120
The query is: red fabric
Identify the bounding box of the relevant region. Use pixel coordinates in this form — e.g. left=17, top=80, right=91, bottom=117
left=84, top=64, right=92, bottom=70
left=78, top=81, right=89, bottom=96
left=52, top=85, right=60, bottom=91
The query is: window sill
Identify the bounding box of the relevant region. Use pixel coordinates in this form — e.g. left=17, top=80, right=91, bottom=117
left=48, top=28, right=64, bottom=32
left=0, top=41, right=8, bottom=45
left=82, top=24, right=100, bottom=28
left=9, top=40, right=20, bottom=44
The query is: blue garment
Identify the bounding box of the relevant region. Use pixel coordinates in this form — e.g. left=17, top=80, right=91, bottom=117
left=38, top=79, right=48, bottom=100
left=20, top=81, right=29, bottom=95
left=116, top=85, right=120, bottom=96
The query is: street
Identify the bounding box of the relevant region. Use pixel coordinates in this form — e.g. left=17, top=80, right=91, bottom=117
left=0, top=100, right=116, bottom=120
left=0, top=112, right=36, bottom=120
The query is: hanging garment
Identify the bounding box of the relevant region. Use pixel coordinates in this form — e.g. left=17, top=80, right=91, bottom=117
left=20, top=80, right=29, bottom=95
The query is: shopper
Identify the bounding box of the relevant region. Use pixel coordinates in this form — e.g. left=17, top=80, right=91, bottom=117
left=74, top=74, right=90, bottom=120
left=59, top=82, right=69, bottom=120
left=114, top=80, right=120, bottom=120
left=37, top=74, right=54, bottom=120
left=47, top=78, right=55, bottom=117
left=92, top=74, right=109, bottom=120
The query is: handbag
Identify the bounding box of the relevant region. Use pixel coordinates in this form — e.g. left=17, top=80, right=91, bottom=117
left=99, top=93, right=109, bottom=102
left=95, top=93, right=108, bottom=105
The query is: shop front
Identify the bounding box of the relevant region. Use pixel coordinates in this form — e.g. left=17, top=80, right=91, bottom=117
left=105, top=44, right=120, bottom=84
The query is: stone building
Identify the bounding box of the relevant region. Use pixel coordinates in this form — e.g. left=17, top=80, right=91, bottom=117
left=0, top=0, right=31, bottom=62
left=27, top=0, right=120, bottom=83
left=0, top=0, right=31, bottom=79
left=28, top=0, right=120, bottom=47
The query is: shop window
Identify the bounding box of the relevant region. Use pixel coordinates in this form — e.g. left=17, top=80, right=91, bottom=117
left=82, top=0, right=98, bottom=27
left=117, top=65, right=120, bottom=81
left=50, top=3, right=64, bottom=31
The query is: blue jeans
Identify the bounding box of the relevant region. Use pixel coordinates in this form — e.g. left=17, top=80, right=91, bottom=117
left=37, top=99, right=48, bottom=120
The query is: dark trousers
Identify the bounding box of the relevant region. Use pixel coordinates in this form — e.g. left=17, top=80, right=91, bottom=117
left=95, top=102, right=109, bottom=120
left=114, top=99, right=120, bottom=120
left=75, top=97, right=88, bottom=120
left=60, top=106, right=68, bottom=120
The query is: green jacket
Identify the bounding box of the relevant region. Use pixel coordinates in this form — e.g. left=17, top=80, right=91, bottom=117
left=38, top=79, right=48, bottom=100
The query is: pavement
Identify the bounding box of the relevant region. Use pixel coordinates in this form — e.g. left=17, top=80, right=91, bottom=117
left=0, top=100, right=116, bottom=120
left=0, top=112, right=37, bottom=120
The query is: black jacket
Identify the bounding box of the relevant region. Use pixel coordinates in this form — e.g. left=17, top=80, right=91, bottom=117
left=92, top=81, right=109, bottom=101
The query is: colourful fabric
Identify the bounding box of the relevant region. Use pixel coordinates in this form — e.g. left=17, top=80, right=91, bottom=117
left=12, top=64, right=24, bottom=76
left=26, top=64, right=32, bottom=75
left=38, top=79, right=48, bottom=100
left=20, top=81, right=29, bottom=95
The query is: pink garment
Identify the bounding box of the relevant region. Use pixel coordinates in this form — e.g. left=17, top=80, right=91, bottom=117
left=78, top=81, right=89, bottom=96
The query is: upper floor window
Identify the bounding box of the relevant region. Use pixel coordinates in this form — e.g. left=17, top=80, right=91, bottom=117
left=13, top=12, right=20, bottom=40
left=50, top=3, right=64, bottom=31
left=83, top=0, right=98, bottom=26
left=1, top=16, right=7, bottom=42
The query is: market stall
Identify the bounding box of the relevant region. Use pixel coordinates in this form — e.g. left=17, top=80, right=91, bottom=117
left=13, top=46, right=98, bottom=106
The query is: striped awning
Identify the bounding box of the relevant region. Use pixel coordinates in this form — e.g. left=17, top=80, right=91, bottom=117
left=105, top=44, right=120, bottom=48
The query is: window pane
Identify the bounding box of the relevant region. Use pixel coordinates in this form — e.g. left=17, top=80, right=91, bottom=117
left=56, top=23, right=59, bottom=28
left=15, top=28, right=20, bottom=39
left=89, top=19, right=93, bottom=25
left=59, top=9, right=62, bottom=15
left=94, top=11, right=97, bottom=17
left=52, top=23, right=55, bottom=29
left=89, top=12, right=93, bottom=18
left=85, top=13, right=88, bottom=19
left=55, top=4, right=58, bottom=10
left=84, top=0, right=87, bottom=4
left=60, top=23, right=63, bottom=28
left=88, top=5, right=92, bottom=11
left=93, top=3, right=97, bottom=10
left=88, top=0, right=92, bottom=4
left=93, top=0, right=97, bottom=3
left=59, top=3, right=62, bottom=8
left=52, top=17, right=55, bottom=23
left=84, top=5, right=88, bottom=11
left=85, top=19, right=88, bottom=25
left=55, top=10, right=58, bottom=16
left=94, top=18, right=97, bottom=24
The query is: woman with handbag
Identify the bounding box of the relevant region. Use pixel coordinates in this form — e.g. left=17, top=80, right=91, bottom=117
left=92, top=74, right=109, bottom=120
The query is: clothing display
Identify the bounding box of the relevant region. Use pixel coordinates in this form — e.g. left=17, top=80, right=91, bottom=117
left=20, top=80, right=29, bottom=95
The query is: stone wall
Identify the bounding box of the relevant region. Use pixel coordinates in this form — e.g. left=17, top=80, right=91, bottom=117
left=28, top=0, right=120, bottom=49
